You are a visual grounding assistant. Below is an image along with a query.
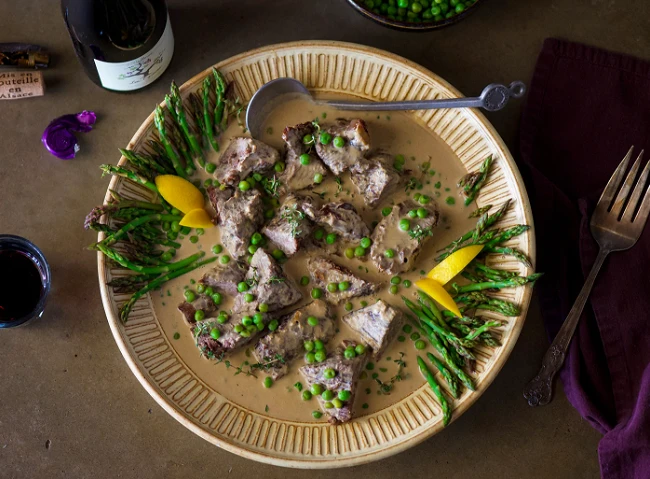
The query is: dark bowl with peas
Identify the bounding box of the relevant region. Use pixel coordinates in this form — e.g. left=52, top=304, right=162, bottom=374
left=346, top=0, right=484, bottom=31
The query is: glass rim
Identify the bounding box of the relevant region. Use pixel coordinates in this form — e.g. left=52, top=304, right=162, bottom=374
left=0, top=234, right=51, bottom=328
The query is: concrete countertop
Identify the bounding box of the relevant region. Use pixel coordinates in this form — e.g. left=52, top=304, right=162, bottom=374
left=5, top=0, right=643, bottom=477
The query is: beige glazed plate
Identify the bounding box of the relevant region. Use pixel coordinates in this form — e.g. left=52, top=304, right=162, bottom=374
left=98, top=41, right=535, bottom=468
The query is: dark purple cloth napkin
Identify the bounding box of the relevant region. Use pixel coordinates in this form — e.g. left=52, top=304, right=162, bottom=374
left=519, top=38, right=650, bottom=478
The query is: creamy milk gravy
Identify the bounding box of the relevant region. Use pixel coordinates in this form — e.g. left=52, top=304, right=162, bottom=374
left=151, top=96, right=476, bottom=422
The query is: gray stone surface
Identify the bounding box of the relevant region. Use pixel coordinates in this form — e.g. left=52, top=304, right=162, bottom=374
left=4, top=0, right=641, bottom=476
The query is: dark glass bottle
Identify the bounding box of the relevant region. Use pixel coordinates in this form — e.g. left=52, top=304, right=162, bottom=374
left=61, top=0, right=174, bottom=91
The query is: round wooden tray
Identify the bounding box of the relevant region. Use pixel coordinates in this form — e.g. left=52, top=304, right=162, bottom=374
left=98, top=40, right=535, bottom=468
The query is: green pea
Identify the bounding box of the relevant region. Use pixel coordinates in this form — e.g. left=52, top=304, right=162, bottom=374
left=385, top=249, right=395, bottom=258
left=344, top=247, right=355, bottom=259
left=366, top=362, right=375, bottom=371
left=305, top=352, right=316, bottom=364
left=319, top=132, right=332, bottom=144
left=173, top=332, right=180, bottom=340
left=360, top=237, right=372, bottom=248
left=302, top=390, right=313, bottom=401
left=311, top=288, right=323, bottom=299
left=355, top=344, right=366, bottom=355
left=188, top=235, right=198, bottom=244
left=314, top=228, right=325, bottom=240
left=263, top=377, right=273, bottom=388
left=274, top=161, right=285, bottom=173
left=419, top=195, right=431, bottom=205
left=354, top=246, right=366, bottom=257
left=184, top=290, right=196, bottom=302
left=397, top=335, right=406, bottom=342
left=413, top=193, right=422, bottom=202
left=180, top=226, right=191, bottom=235
left=416, top=208, right=428, bottom=218
left=314, top=350, right=326, bottom=362
left=325, top=233, right=337, bottom=244
left=244, top=293, right=254, bottom=303
left=253, top=312, right=264, bottom=324
left=161, top=221, right=171, bottom=232
left=240, top=316, right=252, bottom=327
left=415, top=339, right=427, bottom=350
left=246, top=176, right=256, bottom=188
left=304, top=340, right=315, bottom=352
left=324, top=401, right=334, bottom=409
left=445, top=196, right=456, bottom=205
left=344, top=346, right=356, bottom=358
left=307, top=316, right=319, bottom=326
left=300, top=276, right=310, bottom=286
left=196, top=284, right=206, bottom=294
left=327, top=283, right=338, bottom=293
left=455, top=3, right=465, bottom=12
left=220, top=255, right=231, bottom=264
left=170, top=207, right=181, bottom=216
left=399, top=218, right=411, bottom=231
left=311, top=383, right=324, bottom=395
left=410, top=332, right=421, bottom=341
left=314, top=173, right=323, bottom=184
left=324, top=368, right=336, bottom=379
left=344, top=302, right=353, bottom=312
left=389, top=285, right=399, bottom=295
left=161, top=251, right=173, bottom=262
left=251, top=232, right=263, bottom=245
left=398, top=0, right=408, bottom=8
left=271, top=249, right=284, bottom=260
left=237, top=281, right=249, bottom=293
left=382, top=207, right=392, bottom=217
left=247, top=244, right=259, bottom=255
left=194, top=310, right=205, bottom=321
left=204, top=162, right=216, bottom=174
left=312, top=411, right=323, bottom=419
left=360, top=300, right=368, bottom=307
left=303, top=134, right=314, bottom=144
left=211, top=293, right=222, bottom=305
left=268, top=319, right=279, bottom=331
left=166, top=230, right=178, bottom=240
left=210, top=328, right=221, bottom=340
left=258, top=303, right=269, bottom=313
left=314, top=339, right=324, bottom=350
left=332, top=398, right=344, bottom=409
left=338, top=390, right=352, bottom=401
left=333, top=136, right=345, bottom=148
left=233, top=324, right=244, bottom=333
left=299, top=153, right=311, bottom=165
left=403, top=280, right=412, bottom=288
left=238, top=180, right=251, bottom=192
left=321, top=389, right=335, bottom=400
left=211, top=244, right=223, bottom=254
left=408, top=209, right=418, bottom=218
left=217, top=313, right=228, bottom=324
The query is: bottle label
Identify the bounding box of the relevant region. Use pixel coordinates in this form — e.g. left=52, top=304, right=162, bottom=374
left=94, top=15, right=174, bottom=91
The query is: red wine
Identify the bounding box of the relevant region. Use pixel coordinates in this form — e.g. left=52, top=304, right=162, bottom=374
left=0, top=250, right=44, bottom=323
left=61, top=0, right=174, bottom=91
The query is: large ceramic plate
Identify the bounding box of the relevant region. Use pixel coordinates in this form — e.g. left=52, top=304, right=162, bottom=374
left=98, top=41, right=535, bottom=468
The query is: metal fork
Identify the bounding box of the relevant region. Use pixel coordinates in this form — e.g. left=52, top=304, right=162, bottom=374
left=524, top=146, right=650, bottom=406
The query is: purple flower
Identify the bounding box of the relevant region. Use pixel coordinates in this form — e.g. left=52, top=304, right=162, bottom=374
left=42, top=110, right=97, bottom=159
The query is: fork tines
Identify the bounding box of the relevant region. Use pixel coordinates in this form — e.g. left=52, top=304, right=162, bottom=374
left=601, top=146, right=650, bottom=224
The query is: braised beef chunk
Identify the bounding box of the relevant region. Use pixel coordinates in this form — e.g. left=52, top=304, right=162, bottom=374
left=261, top=194, right=313, bottom=257
left=342, top=300, right=404, bottom=359
left=219, top=189, right=264, bottom=258
left=307, top=202, right=370, bottom=242
left=214, top=137, right=280, bottom=186
left=206, top=185, right=234, bottom=223
left=315, top=119, right=370, bottom=175
left=349, top=153, right=401, bottom=207
left=370, top=199, right=439, bottom=275
left=199, top=260, right=247, bottom=296
left=189, top=312, right=272, bottom=359
left=178, top=294, right=217, bottom=326
left=299, top=340, right=369, bottom=424
left=233, top=249, right=302, bottom=313
left=308, top=256, right=379, bottom=303
left=254, top=300, right=335, bottom=380
left=279, top=123, right=328, bottom=192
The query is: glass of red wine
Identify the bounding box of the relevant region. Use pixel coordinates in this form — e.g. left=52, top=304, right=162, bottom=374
left=0, top=235, right=51, bottom=328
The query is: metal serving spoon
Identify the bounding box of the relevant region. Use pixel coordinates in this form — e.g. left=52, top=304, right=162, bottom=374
left=246, top=78, right=526, bottom=139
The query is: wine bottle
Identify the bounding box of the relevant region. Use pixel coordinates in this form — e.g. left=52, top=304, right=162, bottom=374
left=61, top=0, right=174, bottom=92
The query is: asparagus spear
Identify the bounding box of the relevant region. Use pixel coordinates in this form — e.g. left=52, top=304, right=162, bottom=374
left=459, top=155, right=493, bottom=206
left=120, top=148, right=173, bottom=176
left=170, top=81, right=205, bottom=167
left=107, top=273, right=159, bottom=292
left=483, top=245, right=532, bottom=267
left=97, top=214, right=181, bottom=248
left=213, top=68, right=227, bottom=129
left=468, top=204, right=492, bottom=218
left=436, top=199, right=511, bottom=260
left=153, top=105, right=187, bottom=178
left=100, top=164, right=159, bottom=193
left=426, top=353, right=460, bottom=399
left=416, top=318, right=476, bottom=391
left=455, top=291, right=521, bottom=316
left=202, top=76, right=219, bottom=151
left=464, top=321, right=502, bottom=341
left=417, top=356, right=451, bottom=426
left=99, top=245, right=205, bottom=275
left=450, top=273, right=543, bottom=294
left=120, top=256, right=217, bottom=322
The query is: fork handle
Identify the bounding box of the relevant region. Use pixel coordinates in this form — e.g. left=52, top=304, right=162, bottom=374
left=523, top=248, right=609, bottom=406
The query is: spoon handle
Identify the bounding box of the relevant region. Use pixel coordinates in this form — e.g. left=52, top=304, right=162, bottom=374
left=322, top=96, right=483, bottom=111
left=321, top=81, right=526, bottom=112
